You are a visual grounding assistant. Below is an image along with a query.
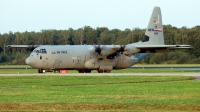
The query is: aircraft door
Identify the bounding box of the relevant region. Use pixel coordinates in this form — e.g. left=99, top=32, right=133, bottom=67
left=40, top=55, right=42, bottom=60
left=72, top=56, right=82, bottom=68
left=38, top=55, right=45, bottom=68
left=37, top=49, right=49, bottom=68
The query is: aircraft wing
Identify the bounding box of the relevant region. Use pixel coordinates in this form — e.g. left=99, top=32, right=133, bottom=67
left=134, top=45, right=192, bottom=53
left=6, top=45, right=51, bottom=51
left=6, top=45, right=45, bottom=48
left=6, top=44, right=192, bottom=54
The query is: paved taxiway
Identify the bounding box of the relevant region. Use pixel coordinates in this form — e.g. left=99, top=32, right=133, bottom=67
left=0, top=73, right=200, bottom=80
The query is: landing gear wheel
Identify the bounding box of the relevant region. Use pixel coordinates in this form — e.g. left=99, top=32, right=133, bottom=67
left=85, top=70, right=91, bottom=73
left=98, top=70, right=103, bottom=73
left=38, top=69, right=45, bottom=73
left=78, top=70, right=91, bottom=73
left=78, top=70, right=85, bottom=73
left=97, top=70, right=110, bottom=73
left=105, top=71, right=110, bottom=73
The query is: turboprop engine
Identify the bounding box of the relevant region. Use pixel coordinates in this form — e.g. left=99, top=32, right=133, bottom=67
left=90, top=45, right=119, bottom=56
left=90, top=44, right=141, bottom=57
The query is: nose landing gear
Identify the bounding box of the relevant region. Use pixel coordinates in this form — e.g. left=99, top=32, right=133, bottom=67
left=38, top=69, right=45, bottom=73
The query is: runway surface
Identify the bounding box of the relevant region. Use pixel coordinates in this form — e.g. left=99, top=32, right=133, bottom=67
left=0, top=72, right=199, bottom=76
left=0, top=73, right=200, bottom=80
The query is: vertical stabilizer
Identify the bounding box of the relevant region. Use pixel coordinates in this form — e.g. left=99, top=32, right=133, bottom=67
left=142, top=7, right=164, bottom=45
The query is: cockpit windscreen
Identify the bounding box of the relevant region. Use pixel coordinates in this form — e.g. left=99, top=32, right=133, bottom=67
left=33, top=49, right=47, bottom=54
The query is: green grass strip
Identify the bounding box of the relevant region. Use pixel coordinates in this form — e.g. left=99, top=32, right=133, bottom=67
left=0, top=76, right=199, bottom=111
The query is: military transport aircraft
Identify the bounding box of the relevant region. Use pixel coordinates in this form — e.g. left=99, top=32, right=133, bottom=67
left=6, top=7, right=192, bottom=73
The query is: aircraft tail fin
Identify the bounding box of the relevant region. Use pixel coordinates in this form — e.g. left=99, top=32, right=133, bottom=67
left=142, top=7, right=164, bottom=45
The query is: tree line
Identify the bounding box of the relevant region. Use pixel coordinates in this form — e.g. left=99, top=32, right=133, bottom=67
left=0, top=24, right=199, bottom=65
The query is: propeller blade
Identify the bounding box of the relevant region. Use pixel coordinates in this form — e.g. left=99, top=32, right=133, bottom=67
left=94, top=39, right=102, bottom=55
left=95, top=45, right=101, bottom=55
left=29, top=42, right=35, bottom=51
left=118, top=45, right=126, bottom=54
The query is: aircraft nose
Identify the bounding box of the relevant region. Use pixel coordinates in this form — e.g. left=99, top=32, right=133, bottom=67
left=25, top=58, right=30, bottom=65
left=25, top=56, right=37, bottom=67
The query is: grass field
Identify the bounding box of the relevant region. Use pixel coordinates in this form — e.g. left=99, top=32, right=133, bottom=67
left=133, top=64, right=200, bottom=67
left=0, top=76, right=200, bottom=111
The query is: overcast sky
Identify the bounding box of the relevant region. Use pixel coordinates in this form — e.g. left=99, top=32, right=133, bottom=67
left=0, top=0, right=199, bottom=34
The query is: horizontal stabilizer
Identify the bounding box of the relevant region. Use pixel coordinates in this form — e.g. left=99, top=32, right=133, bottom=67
left=135, top=45, right=192, bottom=53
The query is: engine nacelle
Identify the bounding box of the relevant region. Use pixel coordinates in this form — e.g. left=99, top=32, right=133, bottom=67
left=123, top=44, right=141, bottom=56
left=89, top=45, right=117, bottom=56
left=100, top=45, right=117, bottom=56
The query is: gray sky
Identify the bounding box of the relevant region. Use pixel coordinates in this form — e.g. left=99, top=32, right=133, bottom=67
left=0, top=0, right=199, bottom=34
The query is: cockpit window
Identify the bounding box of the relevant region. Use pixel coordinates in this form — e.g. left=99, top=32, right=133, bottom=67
left=33, top=50, right=40, bottom=53
left=40, top=49, right=47, bottom=54
left=33, top=49, right=47, bottom=54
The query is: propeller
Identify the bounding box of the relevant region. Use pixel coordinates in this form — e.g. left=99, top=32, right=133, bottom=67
left=118, top=45, right=126, bottom=54
left=94, top=39, right=102, bottom=55
left=28, top=42, right=36, bottom=51
left=95, top=44, right=101, bottom=55
left=0, top=47, right=3, bottom=53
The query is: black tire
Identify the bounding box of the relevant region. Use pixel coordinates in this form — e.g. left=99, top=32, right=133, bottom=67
left=85, top=70, right=91, bottom=73
left=38, top=69, right=45, bottom=73
left=38, top=69, right=42, bottom=73
left=78, top=70, right=85, bottom=73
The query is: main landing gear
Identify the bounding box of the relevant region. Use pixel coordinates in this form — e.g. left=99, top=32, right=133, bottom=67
left=78, top=70, right=91, bottom=73
left=97, top=70, right=110, bottom=73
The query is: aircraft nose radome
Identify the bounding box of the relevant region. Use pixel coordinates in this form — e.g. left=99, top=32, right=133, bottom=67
left=25, top=57, right=36, bottom=67
left=25, top=58, right=30, bottom=65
